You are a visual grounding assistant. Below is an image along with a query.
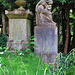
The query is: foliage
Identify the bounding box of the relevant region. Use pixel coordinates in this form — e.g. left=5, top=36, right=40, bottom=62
left=0, top=53, right=48, bottom=75
left=65, top=49, right=75, bottom=75
left=70, top=10, right=75, bottom=19
left=0, top=0, right=8, bottom=9
left=56, top=49, right=75, bottom=75
left=0, top=34, right=7, bottom=51
left=12, top=36, right=37, bottom=57
left=54, top=0, right=75, bottom=3
left=0, top=48, right=75, bottom=75
left=25, top=35, right=37, bottom=52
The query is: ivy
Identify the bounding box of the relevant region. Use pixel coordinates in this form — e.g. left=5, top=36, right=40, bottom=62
left=0, top=0, right=8, bottom=8
left=54, top=0, right=74, bottom=3
left=70, top=13, right=75, bottom=19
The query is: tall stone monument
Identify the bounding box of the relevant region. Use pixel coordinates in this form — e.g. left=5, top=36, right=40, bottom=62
left=5, top=0, right=32, bottom=51
left=34, top=0, right=58, bottom=64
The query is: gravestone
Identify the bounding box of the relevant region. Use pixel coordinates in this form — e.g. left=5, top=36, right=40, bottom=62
left=34, top=0, right=58, bottom=64
left=5, top=0, right=32, bottom=51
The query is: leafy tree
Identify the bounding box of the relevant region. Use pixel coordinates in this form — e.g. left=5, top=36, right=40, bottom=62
left=53, top=0, right=75, bottom=53
left=0, top=0, right=8, bottom=35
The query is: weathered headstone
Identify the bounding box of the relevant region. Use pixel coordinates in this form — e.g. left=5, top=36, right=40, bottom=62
left=34, top=0, right=58, bottom=64
left=5, top=0, right=32, bottom=51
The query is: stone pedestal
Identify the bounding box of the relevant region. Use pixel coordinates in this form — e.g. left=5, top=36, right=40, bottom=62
left=5, top=7, right=32, bottom=51
left=34, top=25, right=58, bottom=63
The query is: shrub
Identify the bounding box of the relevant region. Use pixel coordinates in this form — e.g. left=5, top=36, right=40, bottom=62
left=0, top=34, right=7, bottom=51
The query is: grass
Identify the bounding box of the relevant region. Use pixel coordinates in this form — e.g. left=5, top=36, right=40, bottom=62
left=0, top=53, right=49, bottom=75
left=0, top=48, right=75, bottom=75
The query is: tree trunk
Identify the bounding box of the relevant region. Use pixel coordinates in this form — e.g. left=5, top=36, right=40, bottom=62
left=68, top=26, right=71, bottom=52
left=1, top=9, right=6, bottom=35
left=58, top=7, right=61, bottom=44
left=64, top=4, right=70, bottom=54
left=7, top=3, right=12, bottom=36
left=62, top=5, right=66, bottom=52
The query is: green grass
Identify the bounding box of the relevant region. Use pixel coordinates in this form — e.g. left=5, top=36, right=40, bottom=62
left=0, top=49, right=75, bottom=75
left=0, top=53, right=50, bottom=75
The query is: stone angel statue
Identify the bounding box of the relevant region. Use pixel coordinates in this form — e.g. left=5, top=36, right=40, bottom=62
left=36, top=0, right=56, bottom=26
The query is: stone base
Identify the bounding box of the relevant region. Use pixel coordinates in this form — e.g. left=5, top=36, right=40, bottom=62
left=35, top=52, right=57, bottom=64
left=7, top=41, right=27, bottom=51
left=34, top=25, right=58, bottom=63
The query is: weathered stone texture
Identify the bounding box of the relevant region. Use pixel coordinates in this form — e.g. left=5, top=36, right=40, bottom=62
left=9, top=19, right=27, bottom=42
left=34, top=0, right=58, bottom=64
left=7, top=19, right=31, bottom=50
left=34, top=25, right=58, bottom=63
left=5, top=6, right=32, bottom=51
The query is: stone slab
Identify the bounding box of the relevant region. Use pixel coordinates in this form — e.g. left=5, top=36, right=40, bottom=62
left=5, top=7, right=32, bottom=51
left=7, top=19, right=31, bottom=50
left=34, top=25, right=58, bottom=63
left=9, top=19, right=30, bottom=42
left=7, top=41, right=28, bottom=51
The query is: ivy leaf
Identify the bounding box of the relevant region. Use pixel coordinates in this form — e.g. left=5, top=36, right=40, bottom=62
left=18, top=51, right=22, bottom=53
left=30, top=42, right=34, bottom=44
left=25, top=48, right=31, bottom=52
left=29, top=38, right=36, bottom=41
left=56, top=0, right=66, bottom=3
left=70, top=13, right=75, bottom=19
left=7, top=51, right=11, bottom=54
left=0, top=47, right=2, bottom=50
left=33, top=45, right=38, bottom=48
left=29, top=53, right=34, bottom=57
left=4, top=48, right=8, bottom=52
left=3, top=47, right=6, bottom=49
left=25, top=43, right=30, bottom=46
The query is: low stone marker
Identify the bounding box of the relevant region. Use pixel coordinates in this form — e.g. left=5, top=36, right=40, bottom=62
left=34, top=0, right=58, bottom=64
left=5, top=0, right=32, bottom=51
